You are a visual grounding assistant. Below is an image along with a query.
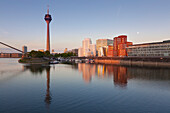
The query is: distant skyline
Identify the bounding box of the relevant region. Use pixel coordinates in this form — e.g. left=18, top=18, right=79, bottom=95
left=0, top=0, right=170, bottom=52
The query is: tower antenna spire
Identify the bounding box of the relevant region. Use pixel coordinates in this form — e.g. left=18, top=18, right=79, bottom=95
left=47, top=5, right=49, bottom=14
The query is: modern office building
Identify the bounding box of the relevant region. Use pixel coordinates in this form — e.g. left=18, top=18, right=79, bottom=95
left=78, top=47, right=84, bottom=57
left=64, top=48, right=68, bottom=53
left=72, top=49, right=78, bottom=56
left=83, top=38, right=92, bottom=56
left=99, top=46, right=108, bottom=56
left=113, top=35, right=133, bottom=57
left=96, top=39, right=113, bottom=56
left=127, top=40, right=170, bottom=57
left=22, top=46, right=27, bottom=53
left=90, top=44, right=96, bottom=57
left=107, top=44, right=113, bottom=57
left=78, top=38, right=96, bottom=57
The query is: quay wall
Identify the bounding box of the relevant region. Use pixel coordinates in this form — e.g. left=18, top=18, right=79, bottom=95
left=94, top=57, right=170, bottom=68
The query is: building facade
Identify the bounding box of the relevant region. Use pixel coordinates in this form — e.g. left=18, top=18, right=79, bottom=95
left=78, top=38, right=96, bottom=57
left=0, top=53, right=22, bottom=58
left=99, top=46, right=108, bottom=56
left=83, top=38, right=92, bottom=56
left=22, top=46, right=27, bottom=53
left=107, top=44, right=113, bottom=57
left=78, top=47, right=84, bottom=57
left=113, top=35, right=133, bottom=57
left=127, top=40, right=170, bottom=57
left=72, top=49, right=78, bottom=56
left=64, top=48, right=68, bottom=53
left=90, top=44, right=96, bottom=57
left=96, top=39, right=113, bottom=56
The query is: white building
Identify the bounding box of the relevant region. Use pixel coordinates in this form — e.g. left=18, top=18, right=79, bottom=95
left=90, top=44, right=96, bottom=56
left=78, top=47, right=84, bottom=57
left=98, top=46, right=108, bottom=57
left=78, top=38, right=96, bottom=57
left=82, top=38, right=92, bottom=56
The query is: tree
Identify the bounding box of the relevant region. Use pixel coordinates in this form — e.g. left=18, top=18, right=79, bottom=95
left=54, top=52, right=76, bottom=58
left=28, top=50, right=53, bottom=58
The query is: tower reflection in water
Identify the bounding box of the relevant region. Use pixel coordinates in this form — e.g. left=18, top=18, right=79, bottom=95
left=78, top=63, right=128, bottom=87
left=23, top=65, right=52, bottom=107
left=45, top=67, right=51, bottom=107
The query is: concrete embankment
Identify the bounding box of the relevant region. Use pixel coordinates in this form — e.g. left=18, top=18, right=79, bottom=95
left=93, top=57, right=170, bottom=68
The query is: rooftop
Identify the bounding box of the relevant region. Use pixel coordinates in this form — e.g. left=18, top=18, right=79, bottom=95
left=129, top=40, right=170, bottom=47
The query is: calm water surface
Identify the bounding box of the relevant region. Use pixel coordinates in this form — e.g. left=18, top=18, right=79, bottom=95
left=1, top=58, right=170, bottom=113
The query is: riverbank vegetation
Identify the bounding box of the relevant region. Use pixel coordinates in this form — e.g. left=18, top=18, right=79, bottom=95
left=18, top=50, right=77, bottom=64
left=28, top=50, right=76, bottom=58
left=54, top=52, right=76, bottom=58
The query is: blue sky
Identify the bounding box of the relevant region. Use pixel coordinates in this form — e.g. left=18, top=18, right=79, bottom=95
left=0, top=0, right=170, bottom=52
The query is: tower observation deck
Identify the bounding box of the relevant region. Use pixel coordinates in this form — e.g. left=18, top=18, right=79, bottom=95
left=44, top=7, right=52, bottom=52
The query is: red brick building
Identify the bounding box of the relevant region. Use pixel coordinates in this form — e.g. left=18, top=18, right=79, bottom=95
left=107, top=45, right=113, bottom=57
left=107, top=35, right=133, bottom=57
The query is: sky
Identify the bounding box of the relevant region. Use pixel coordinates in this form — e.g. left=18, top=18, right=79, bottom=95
left=0, top=0, right=170, bottom=52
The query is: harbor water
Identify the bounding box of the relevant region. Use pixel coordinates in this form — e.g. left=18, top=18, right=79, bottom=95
left=1, top=58, right=170, bottom=113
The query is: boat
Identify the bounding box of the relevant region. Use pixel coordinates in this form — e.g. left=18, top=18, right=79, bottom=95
left=49, top=60, right=59, bottom=64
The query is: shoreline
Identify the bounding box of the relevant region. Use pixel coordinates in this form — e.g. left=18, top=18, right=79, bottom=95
left=71, top=56, right=170, bottom=68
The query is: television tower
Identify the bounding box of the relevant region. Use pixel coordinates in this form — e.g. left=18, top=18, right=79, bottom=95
left=44, top=6, right=52, bottom=52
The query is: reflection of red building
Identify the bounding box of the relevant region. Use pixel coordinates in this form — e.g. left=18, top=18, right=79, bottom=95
left=106, top=65, right=114, bottom=75
left=78, top=63, right=128, bottom=87
left=113, top=67, right=127, bottom=87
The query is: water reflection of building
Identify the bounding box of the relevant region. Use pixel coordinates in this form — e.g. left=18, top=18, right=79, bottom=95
left=113, top=67, right=127, bottom=87
left=78, top=63, right=128, bottom=87
left=96, top=65, right=128, bottom=87
left=78, top=63, right=96, bottom=83
left=23, top=65, right=52, bottom=107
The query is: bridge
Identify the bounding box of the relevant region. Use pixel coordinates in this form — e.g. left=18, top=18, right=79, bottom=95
left=0, top=41, right=23, bottom=53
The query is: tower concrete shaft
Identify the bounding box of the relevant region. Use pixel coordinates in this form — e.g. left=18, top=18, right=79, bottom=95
left=44, top=8, right=52, bottom=52
left=46, top=22, right=50, bottom=51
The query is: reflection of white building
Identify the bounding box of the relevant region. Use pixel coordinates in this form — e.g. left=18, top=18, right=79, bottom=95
left=78, top=38, right=96, bottom=57
left=78, top=63, right=96, bottom=83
